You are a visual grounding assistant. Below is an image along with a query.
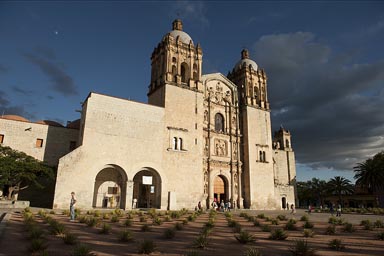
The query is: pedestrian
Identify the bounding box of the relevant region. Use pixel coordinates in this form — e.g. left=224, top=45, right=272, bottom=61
left=228, top=201, right=231, bottom=211
left=308, top=204, right=312, bottom=214
left=290, top=204, right=295, bottom=214
left=286, top=202, right=290, bottom=211
left=70, top=192, right=77, bottom=221
left=198, top=201, right=202, bottom=210
left=330, top=204, right=334, bottom=216
left=336, top=204, right=342, bottom=217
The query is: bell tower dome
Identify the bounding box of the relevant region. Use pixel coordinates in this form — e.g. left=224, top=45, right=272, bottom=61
left=148, top=19, right=203, bottom=100
left=228, top=49, right=269, bottom=110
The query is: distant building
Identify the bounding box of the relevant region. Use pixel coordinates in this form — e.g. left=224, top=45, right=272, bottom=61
left=1, top=20, right=297, bottom=210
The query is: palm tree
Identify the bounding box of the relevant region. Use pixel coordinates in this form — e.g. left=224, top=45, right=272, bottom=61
left=354, top=151, right=384, bottom=193
left=327, top=176, right=354, bottom=206
left=354, top=151, right=384, bottom=207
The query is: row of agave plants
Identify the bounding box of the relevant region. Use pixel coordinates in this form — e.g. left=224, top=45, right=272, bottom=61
left=21, top=207, right=200, bottom=255
left=230, top=212, right=384, bottom=255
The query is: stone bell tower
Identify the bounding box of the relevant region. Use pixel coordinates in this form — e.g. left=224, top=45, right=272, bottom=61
left=228, top=49, right=269, bottom=110
left=228, top=49, right=277, bottom=209
left=148, top=19, right=203, bottom=105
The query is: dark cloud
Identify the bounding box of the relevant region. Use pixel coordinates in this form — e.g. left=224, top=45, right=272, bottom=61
left=12, top=86, right=34, bottom=95
left=22, top=51, right=78, bottom=96
left=0, top=64, right=9, bottom=74
left=172, top=1, right=209, bottom=28
left=253, top=32, right=384, bottom=171
left=0, top=90, right=36, bottom=119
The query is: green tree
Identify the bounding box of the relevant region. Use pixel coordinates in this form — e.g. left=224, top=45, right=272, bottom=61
left=327, top=176, right=354, bottom=206
left=0, top=145, right=55, bottom=200
left=354, top=151, right=384, bottom=193
left=354, top=151, right=384, bottom=207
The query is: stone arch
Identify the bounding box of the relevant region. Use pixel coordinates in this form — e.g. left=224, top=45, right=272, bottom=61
left=132, top=167, right=162, bottom=209
left=213, top=174, right=229, bottom=204
left=214, top=112, right=225, bottom=132
left=92, top=164, right=128, bottom=209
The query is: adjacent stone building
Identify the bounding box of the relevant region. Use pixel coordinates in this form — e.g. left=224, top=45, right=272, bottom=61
left=1, top=19, right=297, bottom=210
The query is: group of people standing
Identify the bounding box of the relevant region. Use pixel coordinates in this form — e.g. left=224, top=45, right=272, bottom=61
left=209, top=199, right=232, bottom=212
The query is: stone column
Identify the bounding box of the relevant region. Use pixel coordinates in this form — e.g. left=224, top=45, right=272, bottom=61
left=125, top=180, right=134, bottom=210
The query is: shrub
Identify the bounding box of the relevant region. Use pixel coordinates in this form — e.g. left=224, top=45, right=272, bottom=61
left=253, top=219, right=260, bottom=227
left=256, top=213, right=266, bottom=219
left=360, top=219, right=371, bottom=226
left=152, top=217, right=163, bottom=225
left=328, top=239, right=345, bottom=251
left=328, top=216, right=338, bottom=224
left=235, top=230, right=256, bottom=244
left=224, top=212, right=232, bottom=218
left=227, top=219, right=237, bottom=227
left=188, top=214, right=196, bottom=222
left=138, top=239, right=156, bottom=254
left=288, top=218, right=297, bottom=224
left=99, top=223, right=111, bottom=234
left=269, top=229, right=288, bottom=240
left=182, top=219, right=188, bottom=225
left=289, top=239, right=317, bottom=256
left=62, top=209, right=70, bottom=216
left=374, top=220, right=384, bottom=228
left=123, top=219, right=132, bottom=227
left=247, top=216, right=256, bottom=222
left=194, top=234, right=209, bottom=248
left=271, top=219, right=279, bottom=225
left=29, top=226, right=44, bottom=239
left=240, top=212, right=249, bottom=218
left=243, top=247, right=262, bottom=256
left=72, top=244, right=92, bottom=256
left=376, top=232, right=384, bottom=240
left=102, top=213, right=110, bottom=220
left=325, top=225, right=336, bottom=235
left=29, top=238, right=47, bottom=252
left=285, top=221, right=297, bottom=231
left=38, top=209, right=47, bottom=218
left=93, top=210, right=100, bottom=217
left=139, top=216, right=146, bottom=222
left=164, top=228, right=176, bottom=239
left=50, top=221, right=66, bottom=235
left=141, top=224, right=151, bottom=232
left=300, top=215, right=309, bottom=222
left=78, top=215, right=88, bottom=223
left=171, top=211, right=180, bottom=219
left=364, top=223, right=374, bottom=230
left=205, top=219, right=215, bottom=229
left=343, top=222, right=355, bottom=233
left=111, top=215, right=119, bottom=223
left=126, top=213, right=133, bottom=219
left=118, top=230, right=133, bottom=242
left=261, top=225, right=271, bottom=232
left=174, top=222, right=183, bottom=230
left=277, top=214, right=287, bottom=221
left=303, top=221, right=314, bottom=229
left=164, top=215, right=171, bottom=222
left=113, top=209, right=124, bottom=217
left=86, top=217, right=98, bottom=227
left=63, top=232, right=78, bottom=245
left=233, top=222, right=242, bottom=233
left=303, top=229, right=315, bottom=238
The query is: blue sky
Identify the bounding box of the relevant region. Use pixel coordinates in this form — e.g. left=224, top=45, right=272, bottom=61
left=1, top=1, right=383, bottom=182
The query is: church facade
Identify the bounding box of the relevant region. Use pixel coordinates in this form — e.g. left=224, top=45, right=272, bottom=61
left=1, top=20, right=297, bottom=210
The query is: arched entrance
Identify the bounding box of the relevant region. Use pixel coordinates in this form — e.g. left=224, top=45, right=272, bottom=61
left=93, top=165, right=127, bottom=209
left=282, top=197, right=287, bottom=209
left=214, top=175, right=228, bottom=204
left=133, top=168, right=162, bottom=209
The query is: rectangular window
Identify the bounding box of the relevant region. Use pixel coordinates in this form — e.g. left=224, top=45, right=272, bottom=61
left=36, top=138, right=44, bottom=148
left=0, top=134, right=4, bottom=144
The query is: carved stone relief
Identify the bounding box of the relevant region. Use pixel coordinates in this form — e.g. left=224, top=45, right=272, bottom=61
left=214, top=138, right=227, bottom=157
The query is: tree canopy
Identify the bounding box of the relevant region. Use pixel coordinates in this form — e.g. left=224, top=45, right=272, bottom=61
left=354, top=151, right=384, bottom=193
left=0, top=145, right=55, bottom=200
